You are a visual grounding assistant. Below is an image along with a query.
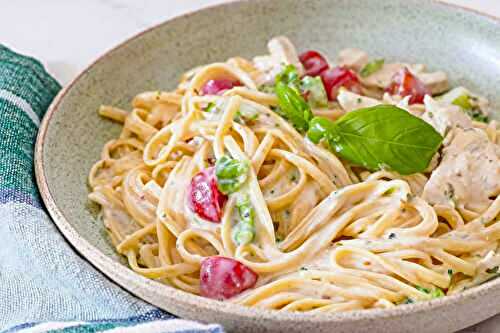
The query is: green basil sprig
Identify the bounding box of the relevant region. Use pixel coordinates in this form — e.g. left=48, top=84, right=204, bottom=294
left=276, top=64, right=301, bottom=92
left=215, top=156, right=249, bottom=194
left=275, top=81, right=313, bottom=133
left=306, top=105, right=443, bottom=175
left=272, top=65, right=442, bottom=174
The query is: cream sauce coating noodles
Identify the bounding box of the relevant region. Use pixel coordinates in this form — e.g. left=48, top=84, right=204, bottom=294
left=89, top=37, right=500, bottom=312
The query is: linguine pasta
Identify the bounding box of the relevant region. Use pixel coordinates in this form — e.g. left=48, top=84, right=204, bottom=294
left=88, top=36, right=500, bottom=312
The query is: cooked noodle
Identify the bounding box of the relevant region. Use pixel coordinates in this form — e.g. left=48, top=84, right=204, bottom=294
left=88, top=37, right=500, bottom=312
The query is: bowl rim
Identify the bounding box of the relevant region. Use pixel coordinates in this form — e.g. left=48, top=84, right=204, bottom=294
left=35, top=0, right=500, bottom=325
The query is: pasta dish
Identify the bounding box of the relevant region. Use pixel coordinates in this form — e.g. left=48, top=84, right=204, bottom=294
left=88, top=36, right=500, bottom=312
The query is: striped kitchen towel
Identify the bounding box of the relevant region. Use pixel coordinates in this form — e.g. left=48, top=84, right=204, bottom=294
left=0, top=45, right=223, bottom=333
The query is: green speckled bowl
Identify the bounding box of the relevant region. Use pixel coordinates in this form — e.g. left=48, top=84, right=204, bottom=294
left=35, top=1, right=500, bottom=332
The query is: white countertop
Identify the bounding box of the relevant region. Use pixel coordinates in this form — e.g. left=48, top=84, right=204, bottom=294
left=2, top=1, right=500, bottom=332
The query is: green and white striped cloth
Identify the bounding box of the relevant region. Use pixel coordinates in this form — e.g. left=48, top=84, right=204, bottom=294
left=0, top=45, right=223, bottom=333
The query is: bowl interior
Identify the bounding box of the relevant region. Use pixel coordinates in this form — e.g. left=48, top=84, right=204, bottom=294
left=38, top=0, right=500, bottom=331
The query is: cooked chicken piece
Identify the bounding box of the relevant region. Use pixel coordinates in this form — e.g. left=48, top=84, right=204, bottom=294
left=337, top=48, right=369, bottom=71
left=360, top=63, right=424, bottom=89
left=337, top=89, right=380, bottom=112
left=253, top=36, right=304, bottom=86
left=422, top=128, right=500, bottom=215
left=418, top=71, right=449, bottom=95
left=422, top=95, right=473, bottom=136
left=360, top=62, right=448, bottom=95
left=336, top=90, right=411, bottom=113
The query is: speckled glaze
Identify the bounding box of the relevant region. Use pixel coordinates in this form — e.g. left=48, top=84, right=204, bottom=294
left=35, top=1, right=500, bottom=332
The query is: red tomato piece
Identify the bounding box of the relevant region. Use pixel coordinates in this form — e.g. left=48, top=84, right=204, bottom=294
left=385, top=67, right=430, bottom=104
left=299, top=50, right=329, bottom=77
left=187, top=167, right=227, bottom=223
left=200, top=256, right=258, bottom=300
left=320, top=66, right=362, bottom=101
left=200, top=79, right=241, bottom=95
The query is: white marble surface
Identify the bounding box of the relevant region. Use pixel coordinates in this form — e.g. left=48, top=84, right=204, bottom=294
left=2, top=0, right=500, bottom=332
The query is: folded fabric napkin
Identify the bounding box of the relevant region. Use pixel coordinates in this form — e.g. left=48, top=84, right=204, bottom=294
left=0, top=45, right=223, bottom=333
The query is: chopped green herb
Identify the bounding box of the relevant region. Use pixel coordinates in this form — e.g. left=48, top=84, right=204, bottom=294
left=466, top=108, right=489, bottom=123
left=452, top=94, right=473, bottom=110
left=401, top=298, right=414, bottom=304
left=360, top=59, right=385, bottom=77
left=444, top=183, right=455, bottom=203
left=448, top=269, right=453, bottom=277
left=452, top=93, right=489, bottom=123
left=203, top=102, right=217, bottom=113
left=383, top=187, right=396, bottom=196
left=234, top=104, right=259, bottom=124
left=300, top=267, right=308, bottom=271
left=486, top=266, right=499, bottom=274
left=389, top=233, right=396, bottom=239
left=416, top=285, right=445, bottom=299
left=258, top=84, right=275, bottom=94
left=430, top=288, right=445, bottom=298
left=416, top=286, right=430, bottom=294
left=215, top=156, right=249, bottom=194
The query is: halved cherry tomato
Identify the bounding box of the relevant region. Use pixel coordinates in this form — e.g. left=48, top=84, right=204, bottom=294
left=200, top=79, right=241, bottom=95
left=320, top=66, right=362, bottom=101
left=200, top=256, right=258, bottom=300
left=187, top=167, right=227, bottom=223
left=299, top=50, right=329, bottom=77
left=385, top=67, right=430, bottom=104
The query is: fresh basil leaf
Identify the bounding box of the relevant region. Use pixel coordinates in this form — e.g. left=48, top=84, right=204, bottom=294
left=275, top=81, right=313, bottom=133
left=360, top=59, right=385, bottom=78
left=215, top=156, right=249, bottom=194
left=325, top=105, right=443, bottom=175
left=307, top=116, right=335, bottom=143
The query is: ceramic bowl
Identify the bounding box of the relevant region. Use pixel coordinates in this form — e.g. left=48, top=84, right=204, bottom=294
left=35, top=0, right=500, bottom=332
